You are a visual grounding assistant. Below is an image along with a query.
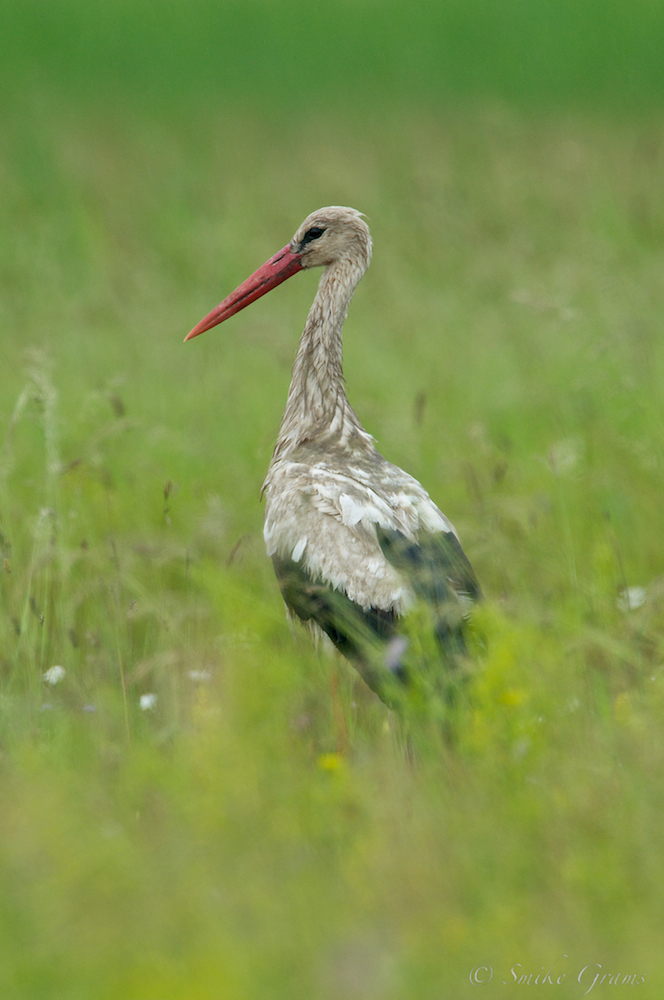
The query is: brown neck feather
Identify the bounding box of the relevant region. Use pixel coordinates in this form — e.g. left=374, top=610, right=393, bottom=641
left=270, top=255, right=374, bottom=464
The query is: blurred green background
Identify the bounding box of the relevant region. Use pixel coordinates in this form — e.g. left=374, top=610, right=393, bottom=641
left=2, top=2, right=664, bottom=998
left=2, top=0, right=664, bottom=110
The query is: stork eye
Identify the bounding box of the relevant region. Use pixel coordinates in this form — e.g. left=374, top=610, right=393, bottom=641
left=300, top=226, right=326, bottom=247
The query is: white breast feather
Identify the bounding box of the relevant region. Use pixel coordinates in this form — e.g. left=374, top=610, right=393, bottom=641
left=291, top=537, right=307, bottom=562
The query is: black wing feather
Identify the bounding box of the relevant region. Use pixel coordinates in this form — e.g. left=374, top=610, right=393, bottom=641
left=377, top=527, right=481, bottom=652
left=272, top=553, right=404, bottom=702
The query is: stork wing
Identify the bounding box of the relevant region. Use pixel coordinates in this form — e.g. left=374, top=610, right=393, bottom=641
left=377, top=526, right=481, bottom=655
left=265, top=458, right=480, bottom=697
left=377, top=526, right=481, bottom=605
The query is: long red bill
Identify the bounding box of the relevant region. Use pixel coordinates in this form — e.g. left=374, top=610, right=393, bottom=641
left=185, top=244, right=303, bottom=341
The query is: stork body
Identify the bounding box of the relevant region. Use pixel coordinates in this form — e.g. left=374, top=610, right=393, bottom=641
left=187, top=207, right=480, bottom=702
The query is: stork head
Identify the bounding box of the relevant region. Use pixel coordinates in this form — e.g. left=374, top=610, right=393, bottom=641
left=185, top=206, right=371, bottom=340
left=289, top=206, right=372, bottom=270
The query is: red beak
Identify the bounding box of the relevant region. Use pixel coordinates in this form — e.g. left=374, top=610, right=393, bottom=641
left=185, top=244, right=303, bottom=341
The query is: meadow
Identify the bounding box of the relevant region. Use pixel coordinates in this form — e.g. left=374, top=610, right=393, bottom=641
left=2, top=2, right=664, bottom=997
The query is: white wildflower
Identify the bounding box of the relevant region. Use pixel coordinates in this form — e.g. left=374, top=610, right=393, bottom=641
left=43, top=665, right=66, bottom=685
left=140, top=693, right=157, bottom=711
left=188, top=670, right=212, bottom=683
left=617, top=587, right=646, bottom=612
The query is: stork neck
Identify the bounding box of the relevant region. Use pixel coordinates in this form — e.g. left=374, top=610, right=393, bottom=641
left=271, top=257, right=372, bottom=461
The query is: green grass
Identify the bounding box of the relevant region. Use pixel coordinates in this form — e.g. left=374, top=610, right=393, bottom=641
left=2, top=101, right=664, bottom=997
left=2, top=0, right=664, bottom=992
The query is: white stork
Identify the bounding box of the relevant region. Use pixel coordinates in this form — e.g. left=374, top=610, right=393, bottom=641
left=186, top=207, right=480, bottom=705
